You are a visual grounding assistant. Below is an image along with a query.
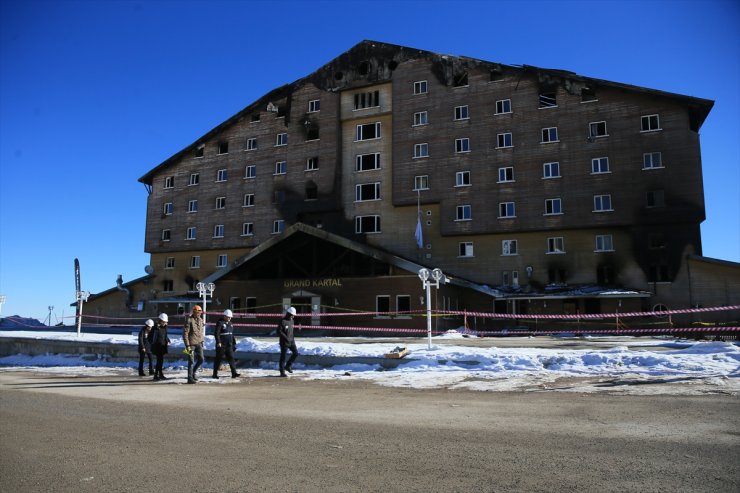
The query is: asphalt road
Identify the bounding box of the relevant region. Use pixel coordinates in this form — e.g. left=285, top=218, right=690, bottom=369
left=0, top=370, right=738, bottom=493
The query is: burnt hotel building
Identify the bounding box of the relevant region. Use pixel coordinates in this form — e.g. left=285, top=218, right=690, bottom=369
left=85, top=40, right=737, bottom=331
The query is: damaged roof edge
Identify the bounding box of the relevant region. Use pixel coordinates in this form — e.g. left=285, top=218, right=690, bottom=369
left=139, top=41, right=714, bottom=185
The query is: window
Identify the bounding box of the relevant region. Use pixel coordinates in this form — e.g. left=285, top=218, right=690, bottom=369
left=188, top=200, right=198, bottom=213
left=413, top=80, right=428, bottom=95
left=356, top=153, right=380, bottom=171
left=413, top=111, right=428, bottom=126
left=246, top=137, right=257, bottom=151
left=589, top=121, right=608, bottom=138
left=545, top=198, right=562, bottom=215
left=581, top=86, right=597, bottom=102
left=593, top=194, right=613, bottom=212
left=308, top=99, right=320, bottom=113
left=273, top=190, right=286, bottom=204
left=455, top=138, right=470, bottom=153
left=186, top=227, right=197, bottom=240
left=455, top=171, right=470, bottom=187
left=498, top=167, right=514, bottom=183
left=643, top=152, right=663, bottom=169
left=649, top=233, right=666, bottom=250
left=243, top=193, right=254, bottom=207
left=245, top=297, right=257, bottom=317
left=647, top=190, right=665, bottom=208
left=414, top=175, right=429, bottom=191
left=242, top=222, right=254, bottom=236
left=499, top=202, right=515, bottom=218
left=539, top=92, right=557, bottom=108
left=213, top=224, right=224, bottom=238
left=454, top=105, right=469, bottom=120
left=547, top=237, right=565, bottom=254
left=354, top=91, right=380, bottom=110
left=275, top=133, right=288, bottom=146
left=591, top=157, right=610, bottom=174
left=355, top=215, right=381, bottom=233
left=306, top=157, right=319, bottom=171
left=218, top=141, right=229, bottom=155
left=497, top=133, right=513, bottom=148
left=375, top=295, right=391, bottom=315
left=459, top=242, right=474, bottom=257
left=502, top=239, right=518, bottom=256
left=356, top=122, right=381, bottom=140
left=163, top=202, right=173, bottom=215
left=305, top=125, right=319, bottom=141
left=217, top=254, right=227, bottom=267
left=413, top=143, right=429, bottom=158
left=189, top=173, right=200, bottom=186
left=190, top=256, right=200, bottom=269
left=216, top=197, right=226, bottom=209
left=641, top=114, right=661, bottom=132
left=161, top=229, right=171, bottom=241
left=164, top=176, right=174, bottom=189
left=272, top=220, right=285, bottom=234
left=541, top=127, right=559, bottom=143
left=356, top=182, right=380, bottom=201
left=274, top=161, right=287, bottom=175
left=495, top=99, right=512, bottom=114
left=245, top=165, right=256, bottom=179
left=456, top=205, right=472, bottom=221
left=165, top=257, right=175, bottom=269
left=453, top=72, right=468, bottom=87
left=305, top=182, right=318, bottom=200
left=195, top=145, right=204, bottom=158
left=216, top=169, right=228, bottom=182
left=396, top=295, right=411, bottom=314
left=595, top=234, right=614, bottom=252
left=543, top=161, right=560, bottom=178
left=163, top=280, right=174, bottom=292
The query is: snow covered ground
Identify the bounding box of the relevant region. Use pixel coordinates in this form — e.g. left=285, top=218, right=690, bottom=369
left=1, top=330, right=738, bottom=395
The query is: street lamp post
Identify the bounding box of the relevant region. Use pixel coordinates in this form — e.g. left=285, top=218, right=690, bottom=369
left=75, top=290, right=90, bottom=337
left=47, top=306, right=54, bottom=326
left=196, top=282, right=216, bottom=327
left=0, top=295, right=6, bottom=315
left=418, top=268, right=445, bottom=350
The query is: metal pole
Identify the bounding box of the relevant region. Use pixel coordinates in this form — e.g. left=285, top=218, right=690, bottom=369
left=202, top=291, right=208, bottom=328
left=426, top=280, right=432, bottom=350
left=76, top=295, right=83, bottom=336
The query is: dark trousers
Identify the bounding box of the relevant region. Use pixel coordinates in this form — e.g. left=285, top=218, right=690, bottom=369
left=138, top=351, right=153, bottom=375
left=279, top=341, right=298, bottom=372
left=213, top=346, right=237, bottom=376
left=187, top=344, right=204, bottom=380
left=154, top=352, right=165, bottom=377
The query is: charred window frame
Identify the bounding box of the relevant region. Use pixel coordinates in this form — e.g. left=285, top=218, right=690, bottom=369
left=305, top=181, right=318, bottom=200
left=589, top=121, right=608, bottom=138
left=646, top=190, right=665, bottom=208
left=539, top=91, right=557, bottom=108
left=581, top=86, right=597, bottom=102
left=217, top=141, right=229, bottom=155
left=194, top=145, right=205, bottom=158
left=354, top=90, right=380, bottom=110
left=453, top=72, right=468, bottom=87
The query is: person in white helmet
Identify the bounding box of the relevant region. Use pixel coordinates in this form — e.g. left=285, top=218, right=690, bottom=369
left=150, top=313, right=171, bottom=381
left=212, top=309, right=240, bottom=379
left=278, top=306, right=299, bottom=377
left=137, top=319, right=155, bottom=376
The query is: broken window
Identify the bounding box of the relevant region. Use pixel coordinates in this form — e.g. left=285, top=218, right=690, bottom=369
left=589, top=121, right=608, bottom=138
left=454, top=72, right=468, bottom=87
left=539, top=91, right=557, bottom=108
left=251, top=113, right=260, bottom=122
left=356, top=215, right=381, bottom=234
left=306, top=126, right=319, bottom=141
left=356, top=153, right=380, bottom=171
left=581, top=86, right=597, bottom=102
left=195, top=145, right=204, bottom=158
left=305, top=182, right=318, bottom=200
left=355, top=182, right=380, bottom=201
left=356, top=122, right=381, bottom=141
left=218, top=141, right=229, bottom=154
left=354, top=90, right=380, bottom=110
left=490, top=69, right=503, bottom=82
left=646, top=190, right=665, bottom=208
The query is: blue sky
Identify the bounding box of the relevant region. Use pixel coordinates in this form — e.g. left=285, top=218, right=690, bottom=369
left=1, top=0, right=738, bottom=323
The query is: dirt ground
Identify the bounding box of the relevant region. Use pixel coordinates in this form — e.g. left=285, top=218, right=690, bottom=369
left=0, top=369, right=738, bottom=492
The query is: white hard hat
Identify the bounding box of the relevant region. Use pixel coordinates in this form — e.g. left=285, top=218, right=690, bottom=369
left=145, top=319, right=154, bottom=327
left=223, top=309, right=233, bottom=318
left=287, top=307, right=297, bottom=316
left=158, top=313, right=168, bottom=322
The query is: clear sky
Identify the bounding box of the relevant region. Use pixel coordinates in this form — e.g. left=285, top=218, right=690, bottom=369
left=1, top=0, right=738, bottom=323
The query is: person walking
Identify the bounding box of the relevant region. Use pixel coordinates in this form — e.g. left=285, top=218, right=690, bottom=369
left=212, top=309, right=240, bottom=379
left=278, top=306, right=299, bottom=377
left=137, top=319, right=154, bottom=376
left=182, top=305, right=205, bottom=384
left=150, top=313, right=171, bottom=381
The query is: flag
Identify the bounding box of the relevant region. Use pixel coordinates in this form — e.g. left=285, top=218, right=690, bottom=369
left=414, top=216, right=423, bottom=249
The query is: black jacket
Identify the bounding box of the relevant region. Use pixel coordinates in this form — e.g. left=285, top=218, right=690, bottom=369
left=277, top=317, right=294, bottom=345
left=150, top=324, right=170, bottom=355
left=138, top=327, right=152, bottom=353
left=214, top=319, right=236, bottom=349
